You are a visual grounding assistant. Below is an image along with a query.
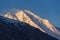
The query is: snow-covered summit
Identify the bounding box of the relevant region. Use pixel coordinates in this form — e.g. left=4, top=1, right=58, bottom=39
left=1, top=9, right=60, bottom=39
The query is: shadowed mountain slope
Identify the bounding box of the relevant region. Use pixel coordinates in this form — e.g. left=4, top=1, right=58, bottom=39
left=0, top=16, right=58, bottom=40
left=1, top=9, right=60, bottom=39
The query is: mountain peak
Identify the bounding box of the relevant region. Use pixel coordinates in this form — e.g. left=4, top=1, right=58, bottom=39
left=0, top=16, right=57, bottom=40
left=4, top=12, right=17, bottom=20
left=1, top=9, right=60, bottom=39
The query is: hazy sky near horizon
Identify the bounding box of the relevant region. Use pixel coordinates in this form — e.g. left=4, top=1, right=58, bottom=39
left=0, top=0, right=60, bottom=27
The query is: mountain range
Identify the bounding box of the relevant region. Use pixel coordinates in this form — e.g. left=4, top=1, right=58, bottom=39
left=0, top=9, right=60, bottom=40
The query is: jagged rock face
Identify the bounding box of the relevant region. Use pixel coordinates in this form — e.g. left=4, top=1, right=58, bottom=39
left=1, top=9, right=60, bottom=39
left=0, top=16, right=57, bottom=40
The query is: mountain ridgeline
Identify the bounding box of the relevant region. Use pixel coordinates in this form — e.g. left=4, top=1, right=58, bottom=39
left=0, top=9, right=60, bottom=40
left=0, top=16, right=57, bottom=40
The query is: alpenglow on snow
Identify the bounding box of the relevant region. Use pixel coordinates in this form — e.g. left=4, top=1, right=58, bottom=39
left=0, top=9, right=60, bottom=40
